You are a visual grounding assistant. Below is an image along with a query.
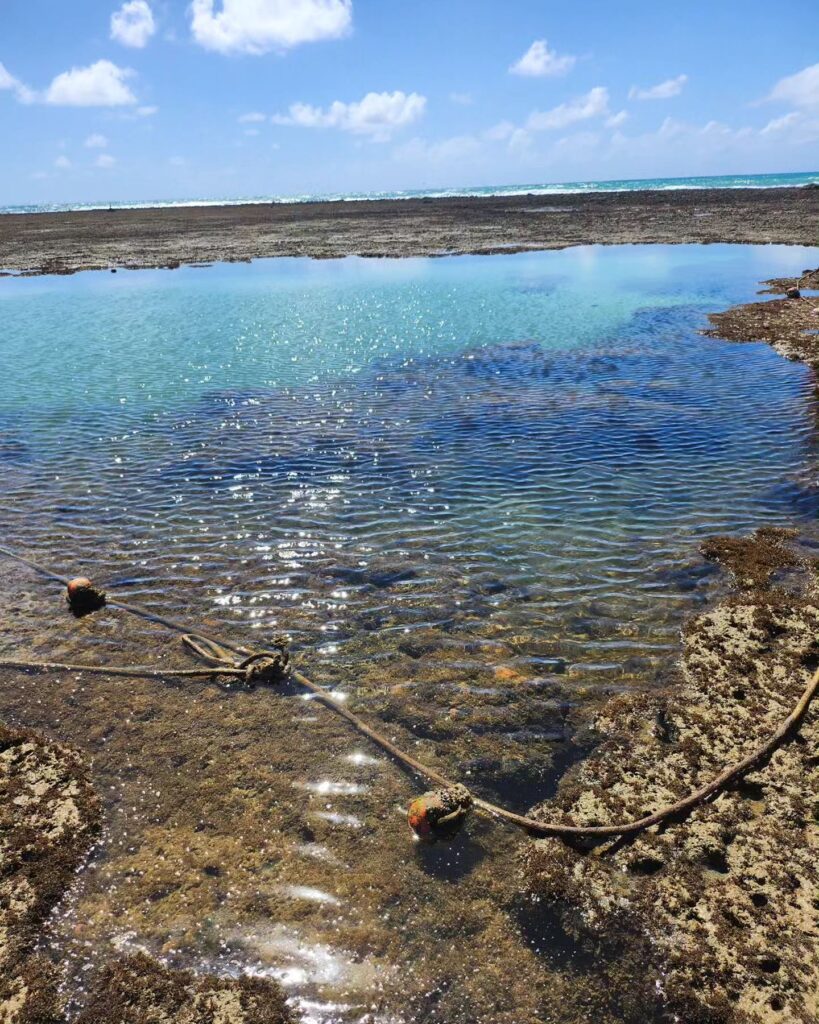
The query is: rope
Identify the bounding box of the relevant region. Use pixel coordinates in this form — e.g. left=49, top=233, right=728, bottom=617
left=1, top=543, right=817, bottom=840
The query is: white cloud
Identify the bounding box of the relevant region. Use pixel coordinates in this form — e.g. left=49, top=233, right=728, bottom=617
left=54, top=155, right=72, bottom=170
left=96, top=153, right=117, bottom=168
left=629, top=74, right=687, bottom=101
left=111, top=1, right=156, bottom=48
left=273, top=90, right=426, bottom=140
left=0, top=61, right=35, bottom=103
left=767, top=64, right=819, bottom=109
left=190, top=0, right=352, bottom=55
left=244, top=127, right=261, bottom=136
left=606, top=110, right=628, bottom=128
left=761, top=111, right=802, bottom=134
left=135, top=104, right=157, bottom=116
left=526, top=86, right=609, bottom=131
left=510, top=39, right=576, bottom=78
left=449, top=91, right=473, bottom=106
left=239, top=111, right=267, bottom=122
left=84, top=133, right=109, bottom=148
left=45, top=60, right=137, bottom=106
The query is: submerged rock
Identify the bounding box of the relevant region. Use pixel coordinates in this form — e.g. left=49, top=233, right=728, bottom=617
left=0, top=722, right=295, bottom=1024
left=522, top=529, right=819, bottom=1024
left=0, top=722, right=102, bottom=1022
left=76, top=954, right=294, bottom=1024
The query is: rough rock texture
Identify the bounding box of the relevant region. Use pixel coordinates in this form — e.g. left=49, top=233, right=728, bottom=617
left=524, top=530, right=819, bottom=1024
left=0, top=723, right=295, bottom=1024
left=0, top=722, right=101, bottom=1023
left=759, top=269, right=819, bottom=295
left=0, top=186, right=817, bottom=276
left=75, top=954, right=294, bottom=1024
left=705, top=267, right=819, bottom=365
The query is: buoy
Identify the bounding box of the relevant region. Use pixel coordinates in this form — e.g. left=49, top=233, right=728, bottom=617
left=66, top=577, right=107, bottom=617
left=408, top=784, right=473, bottom=843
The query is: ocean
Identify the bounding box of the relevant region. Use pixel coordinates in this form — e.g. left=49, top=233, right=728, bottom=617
left=2, top=169, right=818, bottom=215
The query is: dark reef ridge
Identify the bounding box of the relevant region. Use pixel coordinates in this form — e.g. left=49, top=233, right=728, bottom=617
left=0, top=186, right=817, bottom=276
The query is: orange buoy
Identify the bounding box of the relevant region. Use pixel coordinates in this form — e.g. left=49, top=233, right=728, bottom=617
left=66, top=577, right=107, bottom=617
left=407, top=784, right=473, bottom=843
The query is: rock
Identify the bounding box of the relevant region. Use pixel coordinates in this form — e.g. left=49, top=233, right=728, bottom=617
left=523, top=530, right=819, bottom=1024
left=786, top=287, right=801, bottom=299
left=76, top=954, right=295, bottom=1024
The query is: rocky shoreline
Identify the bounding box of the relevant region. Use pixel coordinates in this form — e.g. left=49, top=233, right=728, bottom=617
left=0, top=186, right=817, bottom=277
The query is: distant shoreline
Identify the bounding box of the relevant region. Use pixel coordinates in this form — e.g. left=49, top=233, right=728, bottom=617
left=2, top=185, right=818, bottom=277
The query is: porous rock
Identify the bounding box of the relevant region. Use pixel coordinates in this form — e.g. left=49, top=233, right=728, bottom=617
left=523, top=530, right=819, bottom=1024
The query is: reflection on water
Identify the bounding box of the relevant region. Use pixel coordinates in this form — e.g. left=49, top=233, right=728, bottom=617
left=2, top=244, right=818, bottom=1023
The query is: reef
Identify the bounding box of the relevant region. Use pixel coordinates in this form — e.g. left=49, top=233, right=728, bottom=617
left=75, top=954, right=293, bottom=1024
left=0, top=186, right=817, bottom=276
left=523, top=529, right=819, bottom=1023
left=704, top=267, right=819, bottom=365
left=0, top=721, right=101, bottom=1022
left=0, top=721, right=295, bottom=1024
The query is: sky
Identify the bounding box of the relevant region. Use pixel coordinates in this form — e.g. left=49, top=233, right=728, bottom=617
left=1, top=0, right=818, bottom=204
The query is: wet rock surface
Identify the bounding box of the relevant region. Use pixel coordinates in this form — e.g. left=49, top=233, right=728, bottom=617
left=0, top=721, right=101, bottom=1022
left=0, top=721, right=295, bottom=1024
left=75, top=953, right=293, bottom=1024
left=705, top=266, right=819, bottom=365
left=1, top=187, right=817, bottom=276
left=524, top=529, right=819, bottom=1023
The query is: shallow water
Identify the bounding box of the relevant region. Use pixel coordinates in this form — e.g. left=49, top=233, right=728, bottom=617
left=1, top=244, right=818, bottom=1022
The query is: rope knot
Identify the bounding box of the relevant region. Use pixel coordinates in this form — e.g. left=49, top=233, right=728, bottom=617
left=240, top=637, right=291, bottom=687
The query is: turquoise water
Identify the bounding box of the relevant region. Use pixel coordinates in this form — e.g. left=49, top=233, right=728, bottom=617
left=2, top=243, right=818, bottom=678
left=2, top=244, right=819, bottom=1022
left=3, top=170, right=818, bottom=215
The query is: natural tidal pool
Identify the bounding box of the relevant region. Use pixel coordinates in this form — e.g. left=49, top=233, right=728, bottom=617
left=1, top=244, right=818, bottom=1023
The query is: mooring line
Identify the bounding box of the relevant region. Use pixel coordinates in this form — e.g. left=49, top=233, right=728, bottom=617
left=0, top=542, right=817, bottom=841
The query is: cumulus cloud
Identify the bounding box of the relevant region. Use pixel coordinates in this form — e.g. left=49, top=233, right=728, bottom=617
left=96, top=153, right=117, bottom=168
left=272, top=90, right=426, bottom=140
left=190, top=0, right=352, bottom=55
left=449, top=91, right=473, bottom=106
left=0, top=61, right=35, bottom=103
left=510, top=39, right=576, bottom=78
left=629, top=74, right=687, bottom=100
left=84, top=133, right=109, bottom=148
left=526, top=86, right=609, bottom=131
left=111, top=1, right=156, bottom=48
left=767, top=63, right=819, bottom=109
left=54, top=155, right=72, bottom=170
left=45, top=60, right=137, bottom=106
left=239, top=111, right=267, bottom=122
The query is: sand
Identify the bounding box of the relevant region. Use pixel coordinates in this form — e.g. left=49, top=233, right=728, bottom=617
left=1, top=186, right=818, bottom=276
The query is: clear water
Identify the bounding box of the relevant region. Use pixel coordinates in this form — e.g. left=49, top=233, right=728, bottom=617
left=1, top=244, right=818, bottom=1023
left=3, top=170, right=818, bottom=215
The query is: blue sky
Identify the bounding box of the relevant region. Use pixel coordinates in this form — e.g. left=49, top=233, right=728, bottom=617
left=1, top=0, right=818, bottom=204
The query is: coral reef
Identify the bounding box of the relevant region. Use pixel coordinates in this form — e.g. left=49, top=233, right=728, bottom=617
left=524, top=529, right=819, bottom=1023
